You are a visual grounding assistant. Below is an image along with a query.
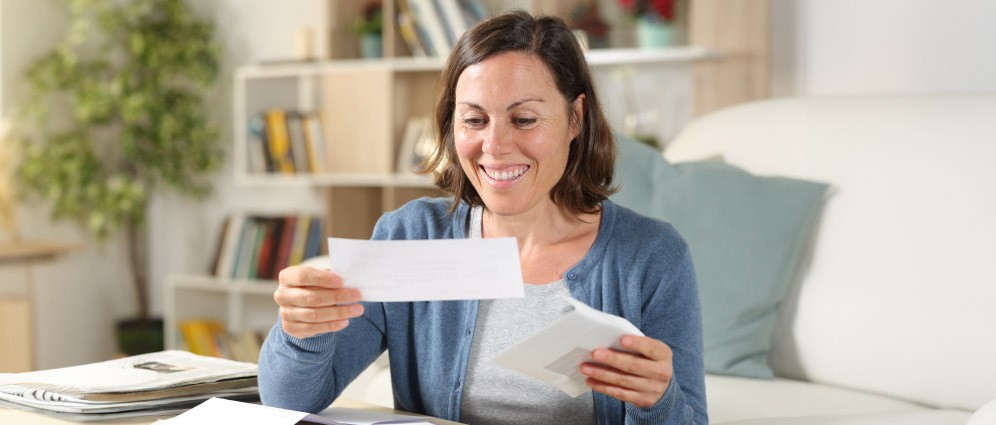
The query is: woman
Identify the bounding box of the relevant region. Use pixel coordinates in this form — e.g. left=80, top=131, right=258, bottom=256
left=259, top=10, right=706, bottom=425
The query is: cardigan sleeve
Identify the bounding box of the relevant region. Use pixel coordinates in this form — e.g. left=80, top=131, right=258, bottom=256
left=627, top=241, right=707, bottom=425
left=258, top=309, right=386, bottom=413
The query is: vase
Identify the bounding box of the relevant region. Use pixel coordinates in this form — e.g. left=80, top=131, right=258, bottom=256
left=360, top=34, right=382, bottom=59
left=636, top=18, right=674, bottom=49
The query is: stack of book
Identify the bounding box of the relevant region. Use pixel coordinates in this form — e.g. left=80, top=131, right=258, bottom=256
left=178, top=320, right=265, bottom=363
left=210, top=213, right=325, bottom=281
left=0, top=350, right=258, bottom=421
left=397, top=0, right=487, bottom=58
left=247, top=109, right=328, bottom=175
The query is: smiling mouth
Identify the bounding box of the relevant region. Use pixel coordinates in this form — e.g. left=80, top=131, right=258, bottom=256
left=480, top=165, right=528, bottom=182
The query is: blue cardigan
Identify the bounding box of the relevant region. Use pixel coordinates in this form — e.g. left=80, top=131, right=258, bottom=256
left=258, top=198, right=707, bottom=425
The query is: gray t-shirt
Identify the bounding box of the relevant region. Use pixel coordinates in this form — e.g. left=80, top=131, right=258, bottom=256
left=458, top=206, right=597, bottom=425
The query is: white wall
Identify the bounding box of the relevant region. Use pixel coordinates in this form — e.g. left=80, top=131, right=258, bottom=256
left=771, top=0, right=996, bottom=96
left=1, top=0, right=327, bottom=369
left=2, top=0, right=136, bottom=369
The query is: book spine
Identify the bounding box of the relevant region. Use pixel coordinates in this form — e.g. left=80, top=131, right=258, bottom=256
left=396, top=1, right=429, bottom=58
left=287, top=215, right=312, bottom=266
left=409, top=0, right=452, bottom=58
left=437, top=0, right=469, bottom=43
left=286, top=112, right=309, bottom=174
left=265, top=109, right=295, bottom=173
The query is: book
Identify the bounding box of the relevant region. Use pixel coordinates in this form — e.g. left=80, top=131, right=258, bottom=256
left=301, top=111, right=328, bottom=173
left=265, top=109, right=295, bottom=173
left=207, top=215, right=230, bottom=277
left=215, top=214, right=247, bottom=278
left=304, top=217, right=324, bottom=259
left=255, top=217, right=283, bottom=279
left=245, top=218, right=269, bottom=280
left=397, top=115, right=427, bottom=174
left=408, top=0, right=452, bottom=58
left=436, top=0, right=469, bottom=44
left=179, top=320, right=225, bottom=357
left=0, top=351, right=257, bottom=413
left=274, top=215, right=298, bottom=276
left=396, top=2, right=429, bottom=58
left=286, top=112, right=309, bottom=173
left=246, top=115, right=271, bottom=174
left=232, top=218, right=261, bottom=279
left=287, top=215, right=313, bottom=267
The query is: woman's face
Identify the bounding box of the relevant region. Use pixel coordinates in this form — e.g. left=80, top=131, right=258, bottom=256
left=453, top=51, right=583, bottom=217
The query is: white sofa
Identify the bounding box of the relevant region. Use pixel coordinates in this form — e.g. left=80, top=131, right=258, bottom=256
left=331, top=95, right=996, bottom=424
left=665, top=95, right=996, bottom=424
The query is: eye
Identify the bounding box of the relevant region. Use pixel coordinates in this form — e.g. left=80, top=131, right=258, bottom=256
left=512, top=117, right=538, bottom=127
left=461, top=115, right=487, bottom=129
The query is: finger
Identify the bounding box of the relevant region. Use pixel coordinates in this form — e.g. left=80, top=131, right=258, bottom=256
left=581, top=361, right=663, bottom=395
left=277, top=287, right=362, bottom=308
left=592, top=347, right=670, bottom=382
left=281, top=318, right=351, bottom=339
left=279, top=266, right=345, bottom=289
left=584, top=376, right=661, bottom=408
left=282, top=304, right=365, bottom=324
left=621, top=335, right=673, bottom=362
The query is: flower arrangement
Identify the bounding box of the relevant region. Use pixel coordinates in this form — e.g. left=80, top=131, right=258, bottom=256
left=618, top=0, right=676, bottom=22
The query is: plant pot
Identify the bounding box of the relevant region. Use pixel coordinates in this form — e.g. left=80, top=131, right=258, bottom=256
left=360, top=34, right=383, bottom=58
left=116, top=317, right=164, bottom=356
left=636, top=18, right=675, bottom=48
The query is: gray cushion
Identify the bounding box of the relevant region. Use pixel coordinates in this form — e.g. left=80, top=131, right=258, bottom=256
left=611, top=134, right=828, bottom=378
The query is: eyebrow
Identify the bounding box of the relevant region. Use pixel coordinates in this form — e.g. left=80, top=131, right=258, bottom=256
left=458, top=98, right=545, bottom=112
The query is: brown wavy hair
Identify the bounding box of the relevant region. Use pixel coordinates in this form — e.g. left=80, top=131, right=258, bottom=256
left=421, top=10, right=617, bottom=216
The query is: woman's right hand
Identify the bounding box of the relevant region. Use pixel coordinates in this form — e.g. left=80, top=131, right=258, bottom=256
left=273, top=265, right=365, bottom=339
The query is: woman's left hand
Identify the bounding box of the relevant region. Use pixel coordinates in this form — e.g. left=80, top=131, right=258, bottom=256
left=580, top=335, right=673, bottom=408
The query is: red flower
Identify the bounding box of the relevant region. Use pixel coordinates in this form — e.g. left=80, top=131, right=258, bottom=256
left=618, top=0, right=675, bottom=22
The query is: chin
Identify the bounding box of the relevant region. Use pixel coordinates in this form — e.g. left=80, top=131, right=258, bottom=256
left=478, top=195, right=526, bottom=217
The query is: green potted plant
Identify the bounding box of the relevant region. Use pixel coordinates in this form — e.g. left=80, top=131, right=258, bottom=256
left=15, top=0, right=222, bottom=355
left=354, top=1, right=384, bottom=58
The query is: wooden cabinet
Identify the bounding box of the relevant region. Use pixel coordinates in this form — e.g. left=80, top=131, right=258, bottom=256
left=0, top=242, right=78, bottom=372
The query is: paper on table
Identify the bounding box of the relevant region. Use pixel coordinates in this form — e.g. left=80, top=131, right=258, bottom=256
left=155, top=397, right=315, bottom=425
left=328, top=238, right=524, bottom=302
left=488, top=296, right=645, bottom=397
left=156, top=398, right=433, bottom=425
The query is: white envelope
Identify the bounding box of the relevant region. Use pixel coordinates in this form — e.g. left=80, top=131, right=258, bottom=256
left=489, top=296, right=644, bottom=397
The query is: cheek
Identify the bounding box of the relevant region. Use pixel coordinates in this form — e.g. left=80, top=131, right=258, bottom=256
left=453, top=131, right=480, bottom=174
left=453, top=130, right=477, bottom=161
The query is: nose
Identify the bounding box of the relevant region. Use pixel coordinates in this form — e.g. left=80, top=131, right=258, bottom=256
left=481, top=121, right=510, bottom=156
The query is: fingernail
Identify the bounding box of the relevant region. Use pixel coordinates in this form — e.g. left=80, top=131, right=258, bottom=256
left=351, top=304, right=364, bottom=315
left=581, top=365, right=592, bottom=375
left=621, top=336, right=632, bottom=346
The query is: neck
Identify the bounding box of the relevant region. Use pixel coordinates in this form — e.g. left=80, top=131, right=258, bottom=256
left=482, top=201, right=600, bottom=250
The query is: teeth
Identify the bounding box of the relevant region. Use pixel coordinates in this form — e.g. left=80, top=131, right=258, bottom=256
left=485, top=167, right=525, bottom=181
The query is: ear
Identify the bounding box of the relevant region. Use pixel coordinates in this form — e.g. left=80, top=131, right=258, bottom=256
left=569, top=93, right=585, bottom=140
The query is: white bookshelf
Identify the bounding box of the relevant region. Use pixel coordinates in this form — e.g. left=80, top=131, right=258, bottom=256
left=163, top=275, right=278, bottom=353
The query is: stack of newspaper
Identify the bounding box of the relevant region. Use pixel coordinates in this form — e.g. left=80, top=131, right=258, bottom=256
left=0, top=350, right=258, bottom=421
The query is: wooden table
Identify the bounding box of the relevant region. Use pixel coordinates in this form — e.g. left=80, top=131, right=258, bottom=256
left=0, top=241, right=79, bottom=372
left=0, top=398, right=463, bottom=424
